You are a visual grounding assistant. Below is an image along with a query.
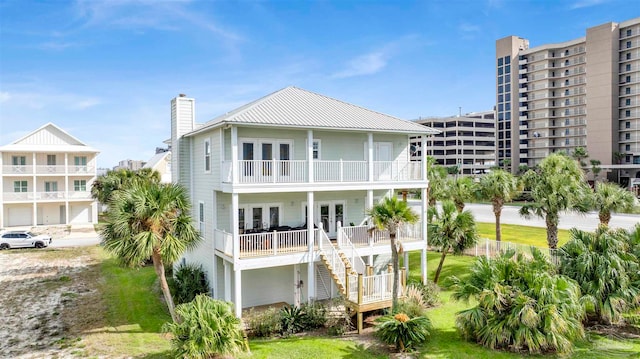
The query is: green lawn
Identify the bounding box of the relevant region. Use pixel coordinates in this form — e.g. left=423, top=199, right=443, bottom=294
left=82, top=248, right=172, bottom=357
left=242, top=337, right=388, bottom=359
left=476, top=222, right=571, bottom=247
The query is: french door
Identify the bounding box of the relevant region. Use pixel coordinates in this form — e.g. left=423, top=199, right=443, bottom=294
left=316, top=201, right=345, bottom=237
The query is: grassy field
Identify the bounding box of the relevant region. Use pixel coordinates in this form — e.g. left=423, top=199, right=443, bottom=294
left=476, top=222, right=571, bottom=247
left=80, top=248, right=172, bottom=358
left=70, top=222, right=639, bottom=358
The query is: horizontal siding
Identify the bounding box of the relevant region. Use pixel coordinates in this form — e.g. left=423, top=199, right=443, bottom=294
left=242, top=266, right=294, bottom=308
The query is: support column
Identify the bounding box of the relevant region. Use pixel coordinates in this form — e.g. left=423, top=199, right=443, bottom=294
left=307, top=191, right=315, bottom=303
left=232, top=193, right=239, bottom=262
left=366, top=190, right=373, bottom=211
left=32, top=152, right=37, bottom=226
left=421, top=187, right=428, bottom=284
left=212, top=254, right=218, bottom=299
left=368, top=133, right=374, bottom=182
left=307, top=129, right=314, bottom=183
left=64, top=153, right=69, bottom=225
left=421, top=135, right=427, bottom=181
left=231, top=125, right=239, bottom=184
left=223, top=261, right=231, bottom=302
left=294, top=264, right=301, bottom=307
left=234, top=265, right=242, bottom=318
left=404, top=252, right=409, bottom=273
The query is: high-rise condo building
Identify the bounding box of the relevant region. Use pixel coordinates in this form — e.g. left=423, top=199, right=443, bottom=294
left=496, top=17, right=640, bottom=185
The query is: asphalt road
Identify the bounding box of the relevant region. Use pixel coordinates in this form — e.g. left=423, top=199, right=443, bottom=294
left=409, top=201, right=639, bottom=231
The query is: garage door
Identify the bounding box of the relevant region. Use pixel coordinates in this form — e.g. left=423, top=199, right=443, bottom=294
left=7, top=206, right=32, bottom=227
left=69, top=205, right=90, bottom=224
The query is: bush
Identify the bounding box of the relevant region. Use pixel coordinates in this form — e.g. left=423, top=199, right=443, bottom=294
left=405, top=280, right=440, bottom=308
left=451, top=249, right=585, bottom=354
left=558, top=226, right=640, bottom=324
left=299, top=302, right=327, bottom=329
left=280, top=305, right=305, bottom=336
left=245, top=307, right=281, bottom=338
left=375, top=313, right=432, bottom=352
left=326, top=298, right=354, bottom=336
left=162, top=295, right=248, bottom=358
left=170, top=263, right=210, bottom=304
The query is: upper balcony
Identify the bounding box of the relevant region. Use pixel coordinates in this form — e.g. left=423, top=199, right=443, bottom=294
left=221, top=160, right=423, bottom=185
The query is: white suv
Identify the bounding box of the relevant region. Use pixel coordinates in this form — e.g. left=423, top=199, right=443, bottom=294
left=0, top=231, right=52, bottom=250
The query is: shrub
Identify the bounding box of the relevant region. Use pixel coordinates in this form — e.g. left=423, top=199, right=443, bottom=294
left=280, top=305, right=305, bottom=336
left=170, top=263, right=210, bottom=304
left=162, top=295, right=248, bottom=358
left=245, top=307, right=281, bottom=338
left=558, top=226, right=640, bottom=324
left=299, top=302, right=327, bottom=329
left=375, top=313, right=432, bottom=352
left=451, top=249, right=585, bottom=354
left=405, top=280, right=440, bottom=308
left=326, top=298, right=354, bottom=336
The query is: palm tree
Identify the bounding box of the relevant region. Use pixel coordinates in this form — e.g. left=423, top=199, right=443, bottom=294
left=571, top=146, right=588, bottom=169
left=368, top=196, right=419, bottom=312
left=162, top=295, right=248, bottom=357
left=427, top=201, right=478, bottom=284
left=520, top=153, right=591, bottom=249
left=101, top=181, right=201, bottom=322
left=590, top=159, right=602, bottom=182
left=91, top=168, right=161, bottom=208
left=447, top=176, right=476, bottom=213
left=591, top=182, right=636, bottom=226
left=426, top=156, right=447, bottom=206
left=451, top=249, right=585, bottom=354
left=478, top=170, right=520, bottom=242
left=558, top=227, right=640, bottom=324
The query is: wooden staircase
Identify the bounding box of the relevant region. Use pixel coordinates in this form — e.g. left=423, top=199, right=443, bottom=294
left=318, top=229, right=406, bottom=333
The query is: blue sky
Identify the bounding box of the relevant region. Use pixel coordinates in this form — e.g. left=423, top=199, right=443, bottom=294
left=1, top=0, right=638, bottom=168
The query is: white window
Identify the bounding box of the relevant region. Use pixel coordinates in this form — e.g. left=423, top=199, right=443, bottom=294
left=74, top=156, right=87, bottom=166
left=199, top=202, right=205, bottom=233
left=312, top=140, right=321, bottom=160
left=204, top=139, right=211, bottom=172
left=12, top=156, right=26, bottom=166
left=45, top=181, right=58, bottom=192
left=14, top=181, right=27, bottom=192
left=74, top=180, right=86, bottom=191
left=47, top=155, right=56, bottom=166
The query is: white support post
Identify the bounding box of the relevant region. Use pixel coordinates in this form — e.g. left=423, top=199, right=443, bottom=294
left=224, top=261, right=231, bottom=302
left=273, top=231, right=278, bottom=255
left=307, top=130, right=314, bottom=183
left=212, top=253, right=218, bottom=299
left=368, top=133, right=374, bottom=182
left=421, top=135, right=427, bottom=181
left=307, top=261, right=315, bottom=304
left=64, top=153, right=69, bottom=225
left=234, top=266, right=242, bottom=318
left=421, top=249, right=427, bottom=285
left=421, top=187, right=428, bottom=284
left=231, top=126, right=239, bottom=184
left=367, top=190, right=373, bottom=211
left=404, top=251, right=409, bottom=273
left=307, top=191, right=314, bottom=252
left=294, top=264, right=301, bottom=307
left=232, top=193, right=239, bottom=262
left=32, top=152, right=37, bottom=226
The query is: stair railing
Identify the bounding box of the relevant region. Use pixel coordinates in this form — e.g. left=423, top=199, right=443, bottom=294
left=318, top=229, right=347, bottom=289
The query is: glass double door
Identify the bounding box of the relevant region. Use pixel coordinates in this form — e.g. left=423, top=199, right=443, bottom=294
left=317, top=201, right=344, bottom=237
left=241, top=141, right=292, bottom=177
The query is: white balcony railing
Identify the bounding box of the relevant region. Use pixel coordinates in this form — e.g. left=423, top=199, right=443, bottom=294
left=1, top=165, right=95, bottom=175
left=340, top=222, right=423, bottom=248
left=223, top=160, right=424, bottom=184
left=239, top=229, right=313, bottom=258
left=2, top=191, right=92, bottom=201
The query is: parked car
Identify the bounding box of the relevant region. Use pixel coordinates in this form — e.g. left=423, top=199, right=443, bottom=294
left=0, top=231, right=52, bottom=249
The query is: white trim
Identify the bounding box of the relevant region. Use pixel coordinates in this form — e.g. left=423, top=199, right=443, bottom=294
left=242, top=202, right=284, bottom=230
left=198, top=201, right=205, bottom=234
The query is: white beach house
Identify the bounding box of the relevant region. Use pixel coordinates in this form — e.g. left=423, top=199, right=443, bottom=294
left=173, top=87, right=437, bottom=330
left=0, top=123, right=99, bottom=228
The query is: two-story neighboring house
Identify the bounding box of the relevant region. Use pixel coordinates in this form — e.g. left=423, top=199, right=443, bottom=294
left=173, top=87, right=437, bottom=330
left=0, top=123, right=99, bottom=228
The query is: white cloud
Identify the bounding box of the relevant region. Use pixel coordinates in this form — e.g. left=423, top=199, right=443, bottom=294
left=459, top=23, right=481, bottom=34
left=332, top=52, right=388, bottom=79
left=569, top=0, right=610, bottom=9
left=1, top=90, right=101, bottom=111
left=0, top=92, right=10, bottom=103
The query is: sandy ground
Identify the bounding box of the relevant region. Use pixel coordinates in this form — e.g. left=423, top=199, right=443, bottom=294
left=0, top=246, right=101, bottom=358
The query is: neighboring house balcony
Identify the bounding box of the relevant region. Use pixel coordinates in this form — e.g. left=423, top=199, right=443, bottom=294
left=3, top=191, right=93, bottom=202
left=221, top=160, right=423, bottom=186
left=2, top=165, right=96, bottom=176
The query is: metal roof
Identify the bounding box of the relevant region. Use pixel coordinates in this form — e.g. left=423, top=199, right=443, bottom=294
left=186, top=86, right=438, bottom=136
